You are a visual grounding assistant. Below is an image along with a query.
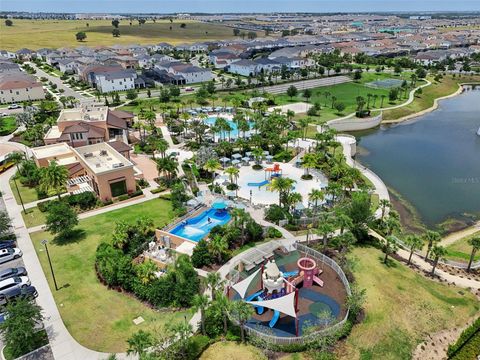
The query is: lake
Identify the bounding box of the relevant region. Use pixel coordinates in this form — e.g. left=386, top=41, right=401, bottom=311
left=356, top=86, right=480, bottom=227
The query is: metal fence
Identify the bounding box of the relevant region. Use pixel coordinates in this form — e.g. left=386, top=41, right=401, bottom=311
left=231, top=242, right=351, bottom=346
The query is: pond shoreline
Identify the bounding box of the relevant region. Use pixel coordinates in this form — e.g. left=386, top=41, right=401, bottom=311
left=382, top=82, right=480, bottom=124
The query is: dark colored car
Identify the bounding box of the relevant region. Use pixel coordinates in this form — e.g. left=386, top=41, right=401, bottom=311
left=0, top=267, right=27, bottom=281
left=0, top=285, right=38, bottom=306
left=0, top=240, right=16, bottom=250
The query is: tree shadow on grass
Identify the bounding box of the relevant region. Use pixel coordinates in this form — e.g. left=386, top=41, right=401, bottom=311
left=378, top=256, right=398, bottom=268
left=52, top=228, right=86, bottom=246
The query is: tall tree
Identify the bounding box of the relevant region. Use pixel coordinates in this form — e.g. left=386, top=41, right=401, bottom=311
left=430, top=245, right=447, bottom=276
left=467, top=236, right=480, bottom=272
left=422, top=230, right=441, bottom=260
left=192, top=294, right=210, bottom=335
left=230, top=300, right=253, bottom=343
left=404, top=234, right=423, bottom=265
left=39, top=160, right=68, bottom=199
left=383, top=235, right=399, bottom=264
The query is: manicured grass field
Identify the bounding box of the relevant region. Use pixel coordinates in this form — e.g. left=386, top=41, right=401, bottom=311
left=9, top=179, right=39, bottom=205
left=383, top=75, right=480, bottom=121
left=274, top=72, right=415, bottom=123
left=22, top=206, right=46, bottom=228
left=0, top=116, right=18, bottom=136
left=339, top=247, right=479, bottom=359
left=0, top=19, right=254, bottom=50
left=29, top=198, right=188, bottom=352
left=445, top=231, right=480, bottom=263
left=200, top=342, right=266, bottom=360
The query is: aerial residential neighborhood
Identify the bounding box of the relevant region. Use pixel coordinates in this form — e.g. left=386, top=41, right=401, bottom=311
left=0, top=2, right=479, bottom=360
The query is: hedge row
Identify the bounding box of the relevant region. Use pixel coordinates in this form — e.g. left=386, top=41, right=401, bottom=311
left=447, top=317, right=480, bottom=359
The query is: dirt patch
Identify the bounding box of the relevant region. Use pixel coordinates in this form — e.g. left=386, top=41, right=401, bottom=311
left=413, top=317, right=477, bottom=360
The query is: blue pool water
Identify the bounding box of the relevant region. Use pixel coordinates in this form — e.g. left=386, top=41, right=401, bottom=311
left=204, top=117, right=253, bottom=140
left=169, top=208, right=231, bottom=242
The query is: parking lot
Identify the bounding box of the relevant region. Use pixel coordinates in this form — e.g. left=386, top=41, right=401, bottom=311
left=0, top=194, right=54, bottom=359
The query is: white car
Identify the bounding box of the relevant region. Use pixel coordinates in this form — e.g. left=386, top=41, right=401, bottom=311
left=0, top=113, right=7, bottom=117
left=0, top=248, right=22, bottom=264
left=0, top=276, right=31, bottom=294
left=7, top=104, right=20, bottom=110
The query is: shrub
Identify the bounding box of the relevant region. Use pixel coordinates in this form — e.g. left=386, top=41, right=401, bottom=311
left=67, top=192, right=96, bottom=210
left=117, top=194, right=129, bottom=201
left=252, top=164, right=263, bottom=170
left=266, top=227, right=282, bottom=238
left=128, top=189, right=143, bottom=198
left=301, top=174, right=313, bottom=180
left=37, top=199, right=52, bottom=212
left=264, top=205, right=286, bottom=224
left=447, top=317, right=480, bottom=358
left=191, top=239, right=213, bottom=268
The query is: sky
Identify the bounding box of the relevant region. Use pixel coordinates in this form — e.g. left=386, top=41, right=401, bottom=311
left=1, top=0, right=480, bottom=14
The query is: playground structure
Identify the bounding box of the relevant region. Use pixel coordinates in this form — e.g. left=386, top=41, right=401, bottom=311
left=229, top=254, right=326, bottom=336
left=265, top=163, right=283, bottom=180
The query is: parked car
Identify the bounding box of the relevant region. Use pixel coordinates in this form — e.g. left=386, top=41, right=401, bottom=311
left=0, top=113, right=7, bottom=117
left=0, top=285, right=38, bottom=306
left=0, top=248, right=22, bottom=264
left=0, top=240, right=16, bottom=250
left=0, top=267, right=27, bottom=281
left=7, top=104, right=20, bottom=110
left=184, top=86, right=195, bottom=92
left=0, top=276, right=31, bottom=293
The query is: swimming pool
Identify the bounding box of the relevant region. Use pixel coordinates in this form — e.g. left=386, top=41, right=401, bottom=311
left=169, top=208, right=231, bottom=242
left=204, top=116, right=253, bottom=140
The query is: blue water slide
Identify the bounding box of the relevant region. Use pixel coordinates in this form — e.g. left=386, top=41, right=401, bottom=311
left=269, top=310, right=280, bottom=328
left=245, top=290, right=264, bottom=302
left=247, top=180, right=269, bottom=187
left=282, top=270, right=299, bottom=278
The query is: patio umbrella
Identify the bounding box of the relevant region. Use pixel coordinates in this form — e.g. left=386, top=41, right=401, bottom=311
left=225, top=191, right=236, bottom=198
left=232, top=153, right=242, bottom=159
left=266, top=155, right=274, bottom=160
left=187, top=199, right=199, bottom=206
left=245, top=151, right=252, bottom=157
left=220, top=157, right=230, bottom=164
left=212, top=198, right=228, bottom=210
left=294, top=202, right=306, bottom=211
left=242, top=157, right=250, bottom=162
left=263, top=151, right=269, bottom=155
left=232, top=159, right=241, bottom=165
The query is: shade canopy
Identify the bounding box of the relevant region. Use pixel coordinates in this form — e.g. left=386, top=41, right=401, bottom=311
left=265, top=155, right=274, bottom=160
left=232, top=268, right=261, bottom=299
left=232, top=153, right=242, bottom=159
left=242, top=157, right=250, bottom=161
left=232, top=159, right=241, bottom=165
left=247, top=291, right=297, bottom=318
left=220, top=157, right=230, bottom=163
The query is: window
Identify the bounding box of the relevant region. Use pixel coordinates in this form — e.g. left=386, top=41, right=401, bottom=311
left=110, top=180, right=127, bottom=197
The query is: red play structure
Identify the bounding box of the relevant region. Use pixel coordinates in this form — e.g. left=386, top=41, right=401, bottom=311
left=265, top=163, right=282, bottom=179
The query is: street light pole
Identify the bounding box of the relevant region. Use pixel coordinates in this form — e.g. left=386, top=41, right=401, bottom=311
left=42, top=240, right=58, bottom=291
left=13, top=177, right=26, bottom=214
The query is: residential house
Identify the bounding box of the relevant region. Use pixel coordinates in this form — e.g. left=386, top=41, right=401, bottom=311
left=0, top=73, right=45, bottom=104
left=228, top=59, right=259, bottom=76
left=94, top=69, right=140, bottom=93
left=43, top=107, right=134, bottom=146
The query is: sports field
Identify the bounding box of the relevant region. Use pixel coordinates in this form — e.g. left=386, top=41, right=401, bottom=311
left=0, top=19, right=252, bottom=50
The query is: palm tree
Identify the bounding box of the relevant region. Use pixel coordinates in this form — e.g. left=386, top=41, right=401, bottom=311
left=230, top=300, right=253, bottom=343
left=430, top=245, right=447, bottom=275
left=209, top=235, right=228, bottom=264
left=379, top=199, right=390, bottom=220
left=404, top=234, right=424, bottom=265
left=380, top=94, right=386, bottom=108
left=153, top=138, right=169, bottom=159
left=316, top=214, right=336, bottom=247
left=301, top=153, right=318, bottom=177
left=7, top=151, right=24, bottom=173
left=467, top=236, right=480, bottom=272
left=323, top=91, right=331, bottom=107
left=203, top=158, right=221, bottom=181
left=383, top=235, right=399, bottom=264
left=335, top=212, right=353, bottom=235
left=251, top=147, right=263, bottom=166
left=267, top=177, right=296, bottom=207
left=135, top=260, right=158, bottom=284
left=126, top=330, right=153, bottom=357
left=214, top=293, right=231, bottom=336
left=39, top=161, right=68, bottom=200
left=422, top=230, right=441, bottom=261
left=287, top=192, right=303, bottom=213
left=225, top=166, right=239, bottom=187
left=204, top=272, right=224, bottom=300
left=297, top=117, right=310, bottom=140
left=156, top=154, right=178, bottom=180
left=192, top=294, right=210, bottom=335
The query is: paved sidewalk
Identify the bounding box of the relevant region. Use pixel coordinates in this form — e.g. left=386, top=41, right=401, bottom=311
left=0, top=168, right=136, bottom=360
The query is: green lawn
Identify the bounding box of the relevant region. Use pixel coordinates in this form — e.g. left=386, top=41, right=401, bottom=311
left=22, top=206, right=46, bottom=228
left=0, top=116, right=17, bottom=136
left=445, top=231, right=480, bottom=263
left=9, top=179, right=39, bottom=205
left=0, top=19, right=261, bottom=51
left=339, top=247, right=479, bottom=360
left=29, top=198, right=188, bottom=352
left=274, top=72, right=416, bottom=123
left=383, top=75, right=480, bottom=121
left=200, top=342, right=266, bottom=360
